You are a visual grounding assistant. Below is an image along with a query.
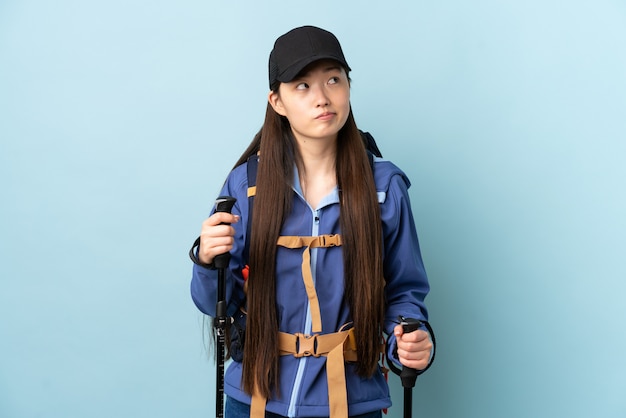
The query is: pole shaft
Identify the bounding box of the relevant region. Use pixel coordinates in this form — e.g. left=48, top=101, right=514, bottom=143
left=213, top=196, right=236, bottom=418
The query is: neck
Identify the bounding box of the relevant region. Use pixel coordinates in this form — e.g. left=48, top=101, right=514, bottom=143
left=295, top=137, right=337, bottom=209
left=294, top=132, right=337, bottom=176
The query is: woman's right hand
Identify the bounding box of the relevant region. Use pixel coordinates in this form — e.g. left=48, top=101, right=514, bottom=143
left=197, top=212, right=240, bottom=265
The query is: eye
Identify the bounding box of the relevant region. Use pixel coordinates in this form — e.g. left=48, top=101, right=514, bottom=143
left=328, top=76, right=340, bottom=85
left=296, top=82, right=309, bottom=90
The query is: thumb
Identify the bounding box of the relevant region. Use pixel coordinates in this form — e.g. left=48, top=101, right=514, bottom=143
left=394, top=324, right=404, bottom=338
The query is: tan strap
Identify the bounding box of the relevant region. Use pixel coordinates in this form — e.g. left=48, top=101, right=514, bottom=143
left=250, top=234, right=344, bottom=416
left=277, top=329, right=357, bottom=362
left=280, top=329, right=354, bottom=416
left=251, top=328, right=356, bottom=417
left=327, top=340, right=349, bottom=417
left=276, top=234, right=342, bottom=333
left=250, top=383, right=266, bottom=417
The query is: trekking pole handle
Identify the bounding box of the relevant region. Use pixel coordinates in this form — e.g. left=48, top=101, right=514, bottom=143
left=399, top=316, right=422, bottom=389
left=215, top=195, right=237, bottom=214
left=213, top=196, right=237, bottom=269
left=215, top=195, right=237, bottom=218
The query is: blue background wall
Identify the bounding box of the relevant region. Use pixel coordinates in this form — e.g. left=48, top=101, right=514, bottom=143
left=1, top=1, right=625, bottom=417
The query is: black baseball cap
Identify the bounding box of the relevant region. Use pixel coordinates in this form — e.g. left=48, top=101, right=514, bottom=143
left=268, top=26, right=351, bottom=89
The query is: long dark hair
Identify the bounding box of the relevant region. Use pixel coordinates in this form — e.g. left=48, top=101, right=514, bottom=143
left=235, top=86, right=385, bottom=400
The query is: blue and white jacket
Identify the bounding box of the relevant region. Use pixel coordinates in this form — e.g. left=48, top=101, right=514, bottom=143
left=191, top=156, right=430, bottom=417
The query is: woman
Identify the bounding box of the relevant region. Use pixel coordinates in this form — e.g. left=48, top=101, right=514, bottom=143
left=190, top=26, right=434, bottom=418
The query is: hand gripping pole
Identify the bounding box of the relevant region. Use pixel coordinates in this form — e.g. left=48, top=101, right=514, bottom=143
left=213, top=196, right=236, bottom=418
left=399, top=316, right=422, bottom=418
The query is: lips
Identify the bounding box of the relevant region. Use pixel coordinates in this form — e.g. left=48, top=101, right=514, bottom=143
left=316, top=112, right=336, bottom=120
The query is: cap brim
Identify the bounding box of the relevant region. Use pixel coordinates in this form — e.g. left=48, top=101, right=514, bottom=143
left=276, top=55, right=351, bottom=83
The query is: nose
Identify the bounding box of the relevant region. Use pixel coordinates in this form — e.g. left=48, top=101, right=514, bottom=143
left=312, top=85, right=330, bottom=107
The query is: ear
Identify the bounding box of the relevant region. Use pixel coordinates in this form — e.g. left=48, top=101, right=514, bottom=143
left=268, top=90, right=287, bottom=116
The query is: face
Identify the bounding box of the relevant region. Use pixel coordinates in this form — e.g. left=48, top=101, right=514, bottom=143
left=268, top=60, right=351, bottom=145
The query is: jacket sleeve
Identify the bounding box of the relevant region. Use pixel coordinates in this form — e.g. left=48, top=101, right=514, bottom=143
left=380, top=172, right=432, bottom=363
left=190, top=165, right=249, bottom=318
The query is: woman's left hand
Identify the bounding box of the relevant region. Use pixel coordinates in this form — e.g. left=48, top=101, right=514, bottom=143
left=393, top=325, right=433, bottom=370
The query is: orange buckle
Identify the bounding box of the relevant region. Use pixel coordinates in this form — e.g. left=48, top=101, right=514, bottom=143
left=294, top=333, right=319, bottom=358
left=324, top=234, right=338, bottom=247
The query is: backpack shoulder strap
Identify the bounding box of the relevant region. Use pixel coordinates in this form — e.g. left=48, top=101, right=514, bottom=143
left=244, top=154, right=259, bottom=263
left=360, top=130, right=383, bottom=158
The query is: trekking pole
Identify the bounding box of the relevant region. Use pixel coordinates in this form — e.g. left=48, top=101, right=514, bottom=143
left=213, top=196, right=237, bottom=418
left=399, top=316, right=422, bottom=418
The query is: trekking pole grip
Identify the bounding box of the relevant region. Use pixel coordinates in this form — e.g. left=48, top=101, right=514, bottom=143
left=213, top=196, right=237, bottom=269
left=399, top=316, right=422, bottom=389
